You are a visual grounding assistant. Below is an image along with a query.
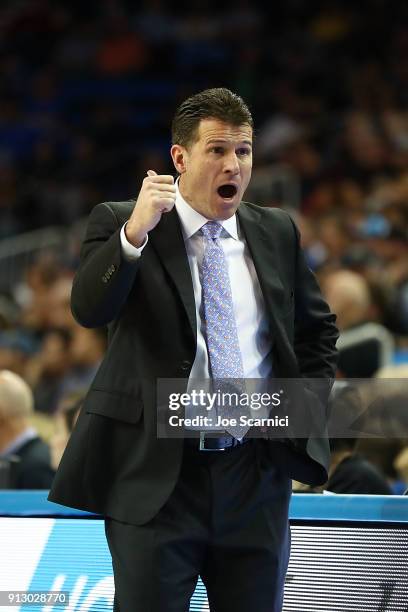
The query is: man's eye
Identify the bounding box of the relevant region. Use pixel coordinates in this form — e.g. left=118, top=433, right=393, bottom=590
left=237, top=148, right=251, bottom=156
left=211, top=147, right=224, bottom=154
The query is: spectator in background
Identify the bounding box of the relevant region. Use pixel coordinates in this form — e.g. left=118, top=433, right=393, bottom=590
left=60, top=326, right=106, bottom=397
left=25, top=327, right=73, bottom=414
left=45, top=276, right=77, bottom=330
left=325, top=384, right=392, bottom=494
left=0, top=294, right=20, bottom=331
left=368, top=365, right=408, bottom=493
left=326, top=437, right=392, bottom=495
left=0, top=369, right=55, bottom=489
left=320, top=269, right=394, bottom=377
left=358, top=438, right=407, bottom=495
left=17, top=258, right=61, bottom=332
left=0, top=330, right=36, bottom=378
left=20, top=273, right=75, bottom=334
left=320, top=269, right=371, bottom=331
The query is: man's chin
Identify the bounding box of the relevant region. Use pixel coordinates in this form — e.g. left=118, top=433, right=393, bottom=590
left=211, top=194, right=241, bottom=219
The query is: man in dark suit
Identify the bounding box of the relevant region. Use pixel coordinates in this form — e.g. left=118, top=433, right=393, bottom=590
left=0, top=369, right=55, bottom=489
left=49, top=88, right=338, bottom=611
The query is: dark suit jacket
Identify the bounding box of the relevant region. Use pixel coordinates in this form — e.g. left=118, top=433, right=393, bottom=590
left=13, top=436, right=55, bottom=489
left=48, top=200, right=338, bottom=524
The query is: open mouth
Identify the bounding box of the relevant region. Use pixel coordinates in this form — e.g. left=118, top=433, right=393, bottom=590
left=217, top=184, right=238, bottom=199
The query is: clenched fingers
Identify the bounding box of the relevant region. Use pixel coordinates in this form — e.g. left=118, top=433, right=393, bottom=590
left=144, top=173, right=175, bottom=186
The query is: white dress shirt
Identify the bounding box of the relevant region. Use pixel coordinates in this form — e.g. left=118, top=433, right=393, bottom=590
left=120, top=184, right=273, bottom=381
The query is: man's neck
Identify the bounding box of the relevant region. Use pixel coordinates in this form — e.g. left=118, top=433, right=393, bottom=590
left=0, top=421, right=33, bottom=455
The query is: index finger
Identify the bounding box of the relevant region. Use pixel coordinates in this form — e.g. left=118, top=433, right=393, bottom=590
left=146, top=174, right=174, bottom=184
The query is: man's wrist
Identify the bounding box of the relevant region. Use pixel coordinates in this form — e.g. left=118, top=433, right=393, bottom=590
left=120, top=223, right=148, bottom=261
left=124, top=223, right=147, bottom=248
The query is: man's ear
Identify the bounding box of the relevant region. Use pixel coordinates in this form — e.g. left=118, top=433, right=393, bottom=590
left=170, top=144, right=188, bottom=174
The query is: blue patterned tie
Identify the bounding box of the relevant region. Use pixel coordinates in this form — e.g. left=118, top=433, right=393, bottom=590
left=201, top=221, right=249, bottom=439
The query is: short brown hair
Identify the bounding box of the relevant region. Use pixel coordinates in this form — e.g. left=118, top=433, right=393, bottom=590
left=171, top=88, right=253, bottom=148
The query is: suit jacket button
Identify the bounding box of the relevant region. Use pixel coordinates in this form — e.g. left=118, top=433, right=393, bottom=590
left=180, top=360, right=191, bottom=372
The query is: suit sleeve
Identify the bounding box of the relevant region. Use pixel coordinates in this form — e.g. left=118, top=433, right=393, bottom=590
left=71, top=203, right=139, bottom=327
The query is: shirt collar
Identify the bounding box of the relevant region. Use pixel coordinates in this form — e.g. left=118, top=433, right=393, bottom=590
left=175, top=180, right=238, bottom=240
left=0, top=427, right=37, bottom=457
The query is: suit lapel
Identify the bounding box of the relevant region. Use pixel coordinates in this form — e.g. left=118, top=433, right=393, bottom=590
left=149, top=208, right=196, bottom=337
left=237, top=203, right=285, bottom=337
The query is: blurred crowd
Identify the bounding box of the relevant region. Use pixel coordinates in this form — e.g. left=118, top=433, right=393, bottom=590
left=1, top=0, right=408, bottom=493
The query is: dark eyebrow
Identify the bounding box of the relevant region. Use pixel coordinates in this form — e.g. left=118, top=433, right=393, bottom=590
left=206, top=139, right=252, bottom=146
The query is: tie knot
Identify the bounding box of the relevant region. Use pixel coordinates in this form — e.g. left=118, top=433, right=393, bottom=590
left=201, top=221, right=223, bottom=241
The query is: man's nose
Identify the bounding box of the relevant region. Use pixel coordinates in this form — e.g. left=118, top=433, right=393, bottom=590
left=224, top=153, right=240, bottom=174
